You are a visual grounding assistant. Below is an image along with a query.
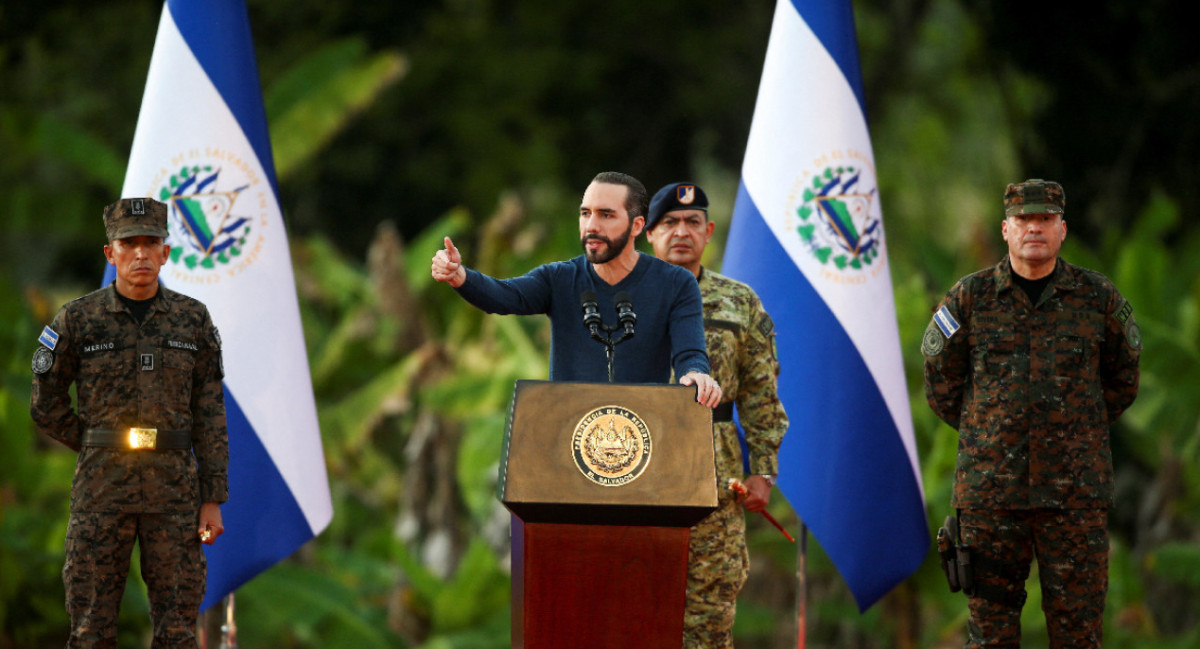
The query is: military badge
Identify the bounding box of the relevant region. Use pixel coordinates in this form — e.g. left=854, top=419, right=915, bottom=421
left=38, top=326, right=59, bottom=350
left=1114, top=298, right=1133, bottom=325
left=32, top=347, right=55, bottom=374
left=1111, top=298, right=1140, bottom=349
left=131, top=198, right=146, bottom=215
left=1126, top=321, right=1142, bottom=350
left=921, top=321, right=946, bottom=357
left=212, top=326, right=225, bottom=378
left=677, top=184, right=696, bottom=205
left=571, top=406, right=652, bottom=487
left=933, top=305, right=960, bottom=338
left=141, top=353, right=155, bottom=371
left=757, top=313, right=775, bottom=338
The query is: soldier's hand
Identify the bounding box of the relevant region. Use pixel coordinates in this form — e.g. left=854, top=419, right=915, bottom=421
left=679, top=371, right=722, bottom=408
left=431, top=236, right=467, bottom=288
left=739, top=475, right=772, bottom=513
left=199, top=502, right=224, bottom=545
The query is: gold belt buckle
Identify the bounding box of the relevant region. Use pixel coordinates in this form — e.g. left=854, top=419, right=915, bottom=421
left=128, top=427, right=158, bottom=450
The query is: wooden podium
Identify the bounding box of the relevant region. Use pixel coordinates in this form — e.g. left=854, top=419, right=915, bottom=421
left=499, top=380, right=718, bottom=649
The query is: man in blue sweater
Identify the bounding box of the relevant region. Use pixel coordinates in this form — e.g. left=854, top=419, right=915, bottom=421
left=431, top=171, right=722, bottom=406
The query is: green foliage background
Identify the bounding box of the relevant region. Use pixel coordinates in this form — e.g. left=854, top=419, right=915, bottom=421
left=2, top=1, right=1198, bottom=647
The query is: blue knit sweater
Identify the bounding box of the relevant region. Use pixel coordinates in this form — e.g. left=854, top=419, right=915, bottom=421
left=455, top=252, right=710, bottom=383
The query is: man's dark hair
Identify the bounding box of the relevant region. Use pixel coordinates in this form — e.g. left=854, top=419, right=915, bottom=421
left=591, top=171, right=648, bottom=220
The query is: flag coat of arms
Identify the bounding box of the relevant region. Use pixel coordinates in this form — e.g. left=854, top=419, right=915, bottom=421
left=722, top=0, right=929, bottom=610
left=107, top=0, right=332, bottom=610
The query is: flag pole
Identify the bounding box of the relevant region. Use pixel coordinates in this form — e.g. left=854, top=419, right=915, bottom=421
left=796, top=521, right=808, bottom=649
left=218, top=593, right=239, bottom=649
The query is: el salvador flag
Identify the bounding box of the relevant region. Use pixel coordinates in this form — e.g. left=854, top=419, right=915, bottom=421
left=722, top=0, right=928, bottom=610
left=105, top=0, right=332, bottom=611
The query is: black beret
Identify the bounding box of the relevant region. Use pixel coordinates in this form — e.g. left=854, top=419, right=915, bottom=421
left=646, top=182, right=708, bottom=231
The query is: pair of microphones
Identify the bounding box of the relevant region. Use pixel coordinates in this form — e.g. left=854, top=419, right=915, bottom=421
left=580, top=290, right=636, bottom=344
left=581, top=290, right=636, bottom=383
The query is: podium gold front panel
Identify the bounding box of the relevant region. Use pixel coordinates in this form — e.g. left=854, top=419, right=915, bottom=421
left=499, top=380, right=718, bottom=527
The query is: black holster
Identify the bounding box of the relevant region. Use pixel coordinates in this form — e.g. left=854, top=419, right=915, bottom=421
left=936, top=513, right=1026, bottom=609
left=936, top=515, right=973, bottom=594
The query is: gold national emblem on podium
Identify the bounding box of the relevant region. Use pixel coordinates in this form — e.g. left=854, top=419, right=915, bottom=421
left=572, top=406, right=653, bottom=486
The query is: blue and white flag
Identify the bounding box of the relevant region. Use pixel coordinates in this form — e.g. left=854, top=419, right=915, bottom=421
left=722, top=0, right=928, bottom=610
left=107, top=0, right=332, bottom=611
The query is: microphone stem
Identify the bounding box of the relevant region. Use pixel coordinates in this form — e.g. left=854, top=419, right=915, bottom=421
left=607, top=344, right=615, bottom=383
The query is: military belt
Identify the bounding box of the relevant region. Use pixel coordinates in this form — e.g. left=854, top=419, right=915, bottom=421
left=83, top=428, right=192, bottom=450
left=712, top=401, right=734, bottom=423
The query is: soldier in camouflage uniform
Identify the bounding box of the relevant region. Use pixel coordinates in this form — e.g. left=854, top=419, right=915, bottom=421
left=923, top=179, right=1140, bottom=649
left=31, top=198, right=229, bottom=649
left=646, top=182, right=788, bottom=649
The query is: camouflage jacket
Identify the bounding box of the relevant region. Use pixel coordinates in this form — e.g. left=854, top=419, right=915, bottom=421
left=698, top=269, right=788, bottom=499
left=922, top=258, right=1140, bottom=509
left=31, top=283, right=229, bottom=513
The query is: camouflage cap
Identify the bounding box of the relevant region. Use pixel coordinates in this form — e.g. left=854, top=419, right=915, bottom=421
left=1004, top=179, right=1065, bottom=217
left=103, top=198, right=169, bottom=240
left=646, top=182, right=709, bottom=231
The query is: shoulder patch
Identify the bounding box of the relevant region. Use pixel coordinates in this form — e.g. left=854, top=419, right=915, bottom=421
left=1114, top=298, right=1133, bottom=325
left=757, top=313, right=775, bottom=338
left=933, top=305, right=960, bottom=339
left=921, top=321, right=946, bottom=357
left=211, top=325, right=225, bottom=379
left=32, top=346, right=55, bottom=374
left=1126, top=321, right=1142, bottom=350
left=38, top=326, right=59, bottom=350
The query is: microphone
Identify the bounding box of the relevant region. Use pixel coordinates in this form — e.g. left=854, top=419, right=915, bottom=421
left=581, top=290, right=603, bottom=339
left=615, top=291, right=636, bottom=338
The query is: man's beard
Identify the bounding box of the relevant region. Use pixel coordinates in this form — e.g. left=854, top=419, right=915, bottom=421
left=581, top=220, right=634, bottom=264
